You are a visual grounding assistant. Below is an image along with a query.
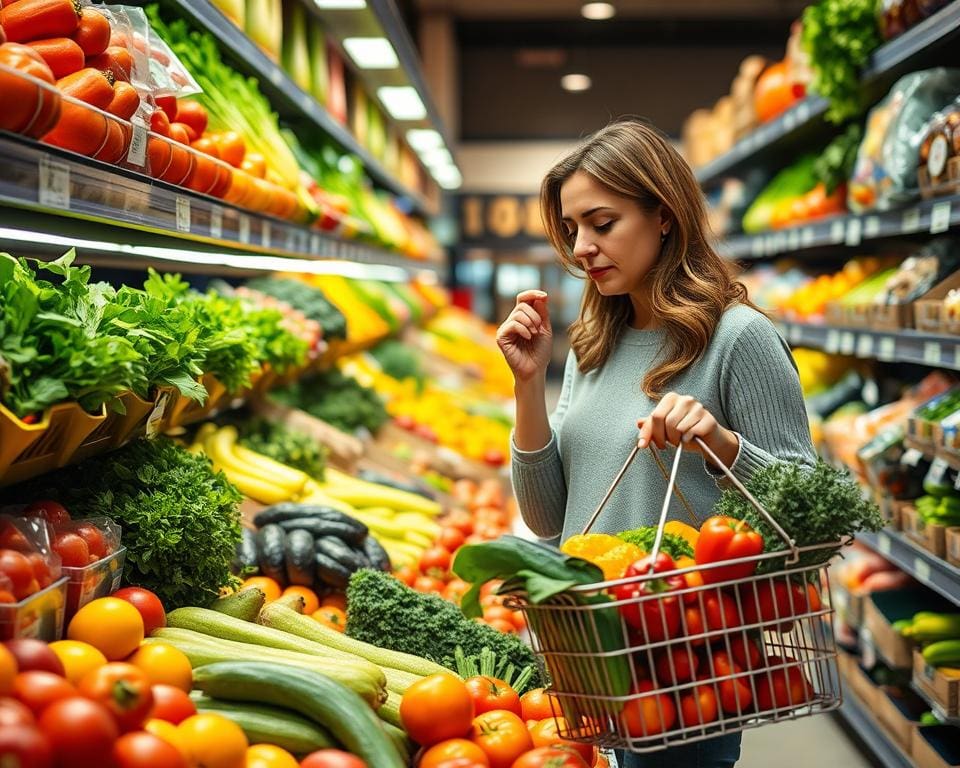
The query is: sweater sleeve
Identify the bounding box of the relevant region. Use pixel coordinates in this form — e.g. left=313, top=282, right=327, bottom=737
left=510, top=352, right=575, bottom=539
left=708, top=315, right=817, bottom=485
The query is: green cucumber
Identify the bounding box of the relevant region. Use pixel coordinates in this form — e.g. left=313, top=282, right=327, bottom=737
left=207, top=588, right=265, bottom=622
left=191, top=694, right=336, bottom=755
left=380, top=721, right=414, bottom=764
left=193, top=662, right=405, bottom=768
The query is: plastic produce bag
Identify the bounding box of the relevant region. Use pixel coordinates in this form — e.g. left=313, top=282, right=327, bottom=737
left=848, top=68, right=960, bottom=212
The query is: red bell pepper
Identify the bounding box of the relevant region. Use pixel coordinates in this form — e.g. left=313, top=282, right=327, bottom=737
left=694, top=516, right=764, bottom=584
left=611, top=552, right=685, bottom=643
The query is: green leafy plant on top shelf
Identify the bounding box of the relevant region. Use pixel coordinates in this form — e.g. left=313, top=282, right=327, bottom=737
left=802, top=0, right=882, bottom=124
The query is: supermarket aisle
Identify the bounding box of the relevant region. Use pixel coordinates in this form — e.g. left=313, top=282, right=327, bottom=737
left=739, top=716, right=872, bottom=768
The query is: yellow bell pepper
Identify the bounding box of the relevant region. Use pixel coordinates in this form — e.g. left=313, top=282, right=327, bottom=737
left=664, top=521, right=700, bottom=550
left=560, top=533, right=622, bottom=561
left=593, top=542, right=644, bottom=580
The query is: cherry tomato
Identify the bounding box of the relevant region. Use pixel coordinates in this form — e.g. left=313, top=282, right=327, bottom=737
left=53, top=532, right=90, bottom=568
left=464, top=676, right=521, bottom=716
left=512, top=746, right=590, bottom=768
left=39, top=696, right=120, bottom=768
left=26, top=552, right=53, bottom=589
left=653, top=645, right=700, bottom=686
left=22, top=500, right=70, bottom=526
left=419, top=546, right=452, bottom=576
left=113, top=731, right=187, bottom=768
left=482, top=606, right=517, bottom=626
left=0, top=521, right=30, bottom=551
left=12, top=671, right=77, bottom=716
left=400, top=673, right=474, bottom=746
left=148, top=684, right=196, bottom=724
left=0, top=645, right=16, bottom=695
left=437, top=527, right=466, bottom=552
left=73, top=522, right=109, bottom=560
left=469, top=709, right=533, bottom=768
left=300, top=750, right=369, bottom=768
left=418, top=739, right=490, bottom=768
left=0, top=697, right=35, bottom=727
left=0, top=724, right=52, bottom=768
left=311, top=607, right=346, bottom=633
left=444, top=510, right=475, bottom=536
left=393, top=566, right=417, bottom=587
left=78, top=663, right=154, bottom=731
left=485, top=618, right=517, bottom=634
left=112, top=587, right=166, bottom=636
left=619, top=681, right=676, bottom=738
left=528, top=717, right=594, bottom=762
left=519, top=688, right=560, bottom=722
left=414, top=575, right=446, bottom=595
left=127, top=643, right=192, bottom=692
left=679, top=683, right=719, bottom=727
left=0, top=550, right=35, bottom=599
left=444, top=579, right=470, bottom=604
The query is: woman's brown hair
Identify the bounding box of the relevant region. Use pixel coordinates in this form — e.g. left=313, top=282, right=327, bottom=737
left=540, top=117, right=752, bottom=398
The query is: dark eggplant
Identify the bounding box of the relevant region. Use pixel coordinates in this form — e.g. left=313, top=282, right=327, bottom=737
left=275, top=517, right=367, bottom=545
left=361, top=535, right=391, bottom=572
left=284, top=529, right=315, bottom=586
left=315, top=536, right=367, bottom=572
left=315, top=551, right=351, bottom=589
left=256, top=524, right=287, bottom=585
left=232, top=527, right=260, bottom=574
left=253, top=503, right=363, bottom=530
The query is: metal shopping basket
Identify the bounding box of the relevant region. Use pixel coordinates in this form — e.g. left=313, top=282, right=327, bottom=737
left=502, top=437, right=846, bottom=753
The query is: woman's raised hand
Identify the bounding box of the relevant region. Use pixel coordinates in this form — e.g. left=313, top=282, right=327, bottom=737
left=496, top=290, right=553, bottom=383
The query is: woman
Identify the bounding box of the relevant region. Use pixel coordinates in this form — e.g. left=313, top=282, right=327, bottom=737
left=496, top=118, right=817, bottom=768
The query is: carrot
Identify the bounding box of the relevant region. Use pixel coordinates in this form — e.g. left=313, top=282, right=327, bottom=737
left=93, top=119, right=128, bottom=163
left=147, top=136, right=172, bottom=179
left=174, top=99, right=207, bottom=136
left=26, top=37, right=83, bottom=78
left=71, top=8, right=110, bottom=57
left=56, top=67, right=114, bottom=109
left=43, top=99, right=108, bottom=156
left=106, top=80, right=139, bottom=120
left=0, top=42, right=60, bottom=137
left=87, top=45, right=132, bottom=83
left=1, top=0, right=80, bottom=43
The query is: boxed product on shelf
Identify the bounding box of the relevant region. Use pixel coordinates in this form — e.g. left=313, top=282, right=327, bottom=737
left=909, top=388, right=960, bottom=452
left=0, top=578, right=69, bottom=641
left=947, top=527, right=960, bottom=566
left=875, top=686, right=930, bottom=754
left=915, top=271, right=960, bottom=332
left=914, top=649, right=960, bottom=716
left=913, top=726, right=960, bottom=768
left=918, top=101, right=960, bottom=198
left=902, top=504, right=949, bottom=556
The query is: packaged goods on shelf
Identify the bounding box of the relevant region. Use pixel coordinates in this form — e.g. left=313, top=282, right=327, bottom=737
left=918, top=99, right=960, bottom=197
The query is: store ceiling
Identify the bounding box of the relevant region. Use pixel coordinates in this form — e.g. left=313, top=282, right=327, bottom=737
left=405, top=0, right=809, bottom=141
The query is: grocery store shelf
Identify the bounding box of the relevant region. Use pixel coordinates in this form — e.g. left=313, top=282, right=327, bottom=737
left=723, top=194, right=960, bottom=260
left=858, top=530, right=960, bottom=607
left=911, top=681, right=960, bottom=725
left=697, top=0, right=960, bottom=189
left=0, top=133, right=444, bottom=280
left=834, top=692, right=915, bottom=768
left=161, top=0, right=435, bottom=216
left=777, top=321, right=960, bottom=371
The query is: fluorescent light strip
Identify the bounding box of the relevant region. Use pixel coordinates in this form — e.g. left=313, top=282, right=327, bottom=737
left=406, top=129, right=444, bottom=152
left=581, top=2, right=616, bottom=20
left=343, top=37, right=399, bottom=70
left=377, top=86, right=427, bottom=121
left=313, top=0, right=366, bottom=8
left=420, top=147, right=453, bottom=168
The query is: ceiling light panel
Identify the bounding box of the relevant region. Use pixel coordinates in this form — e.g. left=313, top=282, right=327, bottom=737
left=561, top=73, right=592, bottom=92
left=377, top=86, right=427, bottom=120
left=406, top=129, right=444, bottom=152
left=581, top=2, right=616, bottom=20
left=342, top=37, right=399, bottom=69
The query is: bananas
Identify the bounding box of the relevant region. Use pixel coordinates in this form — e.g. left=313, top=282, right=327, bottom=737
left=897, top=612, right=960, bottom=643
left=922, top=639, right=960, bottom=667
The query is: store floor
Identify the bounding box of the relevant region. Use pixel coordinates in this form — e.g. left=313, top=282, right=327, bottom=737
left=738, top=716, right=871, bottom=768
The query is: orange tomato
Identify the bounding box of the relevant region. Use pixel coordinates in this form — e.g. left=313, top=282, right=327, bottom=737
left=177, top=713, right=248, bottom=768
left=0, top=644, right=16, bottom=695
left=67, top=597, right=144, bottom=661
left=400, top=673, right=474, bottom=746
left=519, top=688, right=560, bottom=722
left=48, top=640, right=107, bottom=685
left=482, top=606, right=516, bottom=626
left=319, top=592, right=347, bottom=612
left=245, top=743, right=298, bottom=768
left=311, top=607, right=346, bottom=632
left=528, top=717, right=594, bottom=763
left=619, top=681, right=676, bottom=738
left=241, top=152, right=266, bottom=179
left=754, top=61, right=797, bottom=123
left=393, top=566, right=417, bottom=587
left=127, top=643, right=193, bottom=692
left=159, top=142, right=194, bottom=185
left=185, top=151, right=217, bottom=195
left=485, top=618, right=516, bottom=634
left=419, top=739, right=490, bottom=768
left=679, top=683, right=719, bottom=726
left=469, top=710, right=532, bottom=768
left=282, top=586, right=320, bottom=615
left=213, top=130, right=245, bottom=167
left=240, top=577, right=281, bottom=603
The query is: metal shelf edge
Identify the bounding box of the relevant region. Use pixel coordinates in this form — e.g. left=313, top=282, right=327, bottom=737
left=858, top=531, right=960, bottom=608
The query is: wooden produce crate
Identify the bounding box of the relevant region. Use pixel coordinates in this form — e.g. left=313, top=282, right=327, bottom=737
left=914, top=270, right=960, bottom=333
left=864, top=590, right=918, bottom=669
left=913, top=726, right=960, bottom=768
left=875, top=687, right=928, bottom=755
left=914, top=649, right=960, bottom=717
left=902, top=505, right=949, bottom=558
left=947, top=527, right=960, bottom=567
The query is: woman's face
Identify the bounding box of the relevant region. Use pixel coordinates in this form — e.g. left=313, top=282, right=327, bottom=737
left=559, top=170, right=667, bottom=298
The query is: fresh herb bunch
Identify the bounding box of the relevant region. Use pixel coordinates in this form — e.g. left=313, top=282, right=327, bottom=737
left=12, top=437, right=243, bottom=608
left=802, top=0, right=882, bottom=124
left=0, top=251, right=144, bottom=418
left=712, top=459, right=883, bottom=572
left=813, top=123, right=864, bottom=194
left=235, top=417, right=327, bottom=478
left=239, top=305, right=308, bottom=374
left=271, top=369, right=389, bottom=434
left=616, top=528, right=694, bottom=560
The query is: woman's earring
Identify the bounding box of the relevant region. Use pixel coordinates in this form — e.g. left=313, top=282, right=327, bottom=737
left=660, top=231, right=668, bottom=244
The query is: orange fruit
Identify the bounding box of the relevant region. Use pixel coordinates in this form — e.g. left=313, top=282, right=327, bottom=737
left=240, top=577, right=281, bottom=603
left=281, top=586, right=319, bottom=615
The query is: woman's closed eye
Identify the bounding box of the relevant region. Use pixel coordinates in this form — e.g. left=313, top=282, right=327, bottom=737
left=594, top=221, right=614, bottom=233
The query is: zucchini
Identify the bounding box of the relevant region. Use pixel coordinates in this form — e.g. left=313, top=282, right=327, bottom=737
left=254, top=503, right=364, bottom=529
left=315, top=551, right=351, bottom=589
left=362, top=536, right=391, bottom=572
left=193, top=662, right=405, bottom=768
left=284, top=529, right=315, bottom=586
left=233, top=527, right=259, bottom=573
left=147, top=629, right=386, bottom=708
left=315, top=537, right=367, bottom=572
left=380, top=721, right=414, bottom=764
left=277, top=517, right=367, bottom=544
left=208, top=587, right=265, bottom=622
left=256, top=524, right=287, bottom=585
left=378, top=690, right=403, bottom=729
left=191, top=694, right=336, bottom=755
left=273, top=593, right=306, bottom=613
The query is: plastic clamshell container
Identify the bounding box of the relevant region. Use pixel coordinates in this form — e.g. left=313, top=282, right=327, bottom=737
left=62, top=546, right=126, bottom=623
left=0, top=577, right=69, bottom=641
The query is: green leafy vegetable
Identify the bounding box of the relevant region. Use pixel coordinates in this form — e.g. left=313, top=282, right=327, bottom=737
left=271, top=369, right=388, bottom=434
left=616, top=528, right=694, bottom=560
left=233, top=416, right=327, bottom=478
left=453, top=646, right=536, bottom=694
left=369, top=340, right=424, bottom=389
left=245, top=277, right=347, bottom=342
left=813, top=123, right=864, bottom=194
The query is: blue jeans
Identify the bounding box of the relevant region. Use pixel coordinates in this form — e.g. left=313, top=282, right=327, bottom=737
left=616, top=733, right=741, bottom=768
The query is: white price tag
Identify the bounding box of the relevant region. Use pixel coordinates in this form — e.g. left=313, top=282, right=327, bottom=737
left=800, top=227, right=815, bottom=247
left=126, top=118, right=148, bottom=167
left=285, top=228, right=296, bottom=252
left=38, top=156, right=70, bottom=209
left=924, top=341, right=942, bottom=366
left=914, top=557, right=932, bottom=581
left=902, top=207, right=921, bottom=233
left=878, top=337, right=897, bottom=361
left=145, top=391, right=170, bottom=439
left=860, top=627, right=877, bottom=669
left=931, top=201, right=952, bottom=234
left=857, top=334, right=874, bottom=357
left=788, top=228, right=801, bottom=250
left=262, top=220, right=271, bottom=248
left=903, top=448, right=924, bottom=467
left=310, top=233, right=320, bottom=253
left=269, top=67, right=283, bottom=86
left=175, top=196, right=190, bottom=232
left=239, top=214, right=251, bottom=244
left=210, top=205, right=223, bottom=240
left=845, top=218, right=862, bottom=246
left=864, top=216, right=881, bottom=238
left=765, top=235, right=775, bottom=256
left=751, top=238, right=764, bottom=258
left=840, top=332, right=856, bottom=355
left=830, top=220, right=845, bottom=243
left=825, top=330, right=841, bottom=353
left=877, top=534, right=892, bottom=555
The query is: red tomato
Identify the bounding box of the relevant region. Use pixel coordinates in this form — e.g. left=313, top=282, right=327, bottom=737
left=679, top=684, right=719, bottom=727
left=469, top=710, right=533, bottom=768
left=112, top=587, right=166, bottom=635
left=0, top=550, right=34, bottom=599
left=419, top=739, right=490, bottom=768
left=727, top=635, right=764, bottom=671
left=4, top=639, right=64, bottom=675
left=39, top=696, right=119, bottom=768
left=419, top=546, right=452, bottom=576
left=53, top=532, right=90, bottom=568
left=400, top=673, right=474, bottom=747
left=78, top=663, right=154, bottom=731
left=438, top=527, right=466, bottom=552
left=754, top=656, right=813, bottom=713
left=73, top=523, right=109, bottom=560
left=22, top=500, right=70, bottom=526
left=444, top=579, right=470, bottom=604
left=112, top=731, right=186, bottom=768
left=300, top=751, right=368, bottom=768
left=0, top=697, right=35, bottom=727
left=703, top=591, right=741, bottom=632
left=653, top=645, right=700, bottom=686
left=619, top=681, right=676, bottom=738
left=0, top=521, right=30, bottom=551
left=485, top=618, right=517, bottom=634
left=512, top=746, right=590, bottom=768
left=528, top=717, right=594, bottom=762
left=444, top=511, right=475, bottom=536
left=12, top=671, right=76, bottom=716
left=393, top=565, right=417, bottom=587
left=519, top=689, right=560, bottom=722
left=739, top=581, right=801, bottom=633
left=148, top=684, right=195, bottom=724
left=414, top=575, right=446, bottom=595
left=26, top=552, right=53, bottom=589
left=465, top=676, right=521, bottom=717
left=683, top=605, right=707, bottom=646
left=709, top=651, right=752, bottom=715
left=0, top=724, right=52, bottom=768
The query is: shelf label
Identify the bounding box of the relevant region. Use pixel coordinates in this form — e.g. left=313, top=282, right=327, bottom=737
left=787, top=228, right=801, bottom=250
left=238, top=214, right=251, bottom=244
left=931, top=201, right=952, bottom=234
left=284, top=228, right=296, bottom=252
left=840, top=331, right=856, bottom=355
left=914, top=557, right=932, bottom=581
left=903, top=448, right=925, bottom=467
left=262, top=220, right=271, bottom=248
left=175, top=196, right=190, bottom=233
left=800, top=227, right=815, bottom=247
left=877, top=534, right=892, bottom=555
left=783, top=111, right=797, bottom=131
left=864, top=216, right=881, bottom=238
left=923, top=341, right=942, bottom=366
left=38, top=156, right=70, bottom=210
left=830, top=220, right=845, bottom=243
left=796, top=101, right=811, bottom=123
left=902, top=207, right=921, bottom=233
left=145, top=391, right=170, bottom=440
left=751, top=237, right=764, bottom=258
left=845, top=218, right=862, bottom=246
left=856, top=334, right=874, bottom=357
left=825, top=329, right=841, bottom=353
left=210, top=205, right=223, bottom=240
left=860, top=627, right=877, bottom=669
left=269, top=67, right=283, bottom=86
left=310, top=233, right=320, bottom=253
left=878, top=336, right=897, bottom=361
left=127, top=118, right=148, bottom=167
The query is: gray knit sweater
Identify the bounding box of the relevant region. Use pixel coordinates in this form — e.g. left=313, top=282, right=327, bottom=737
left=511, top=304, right=817, bottom=543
